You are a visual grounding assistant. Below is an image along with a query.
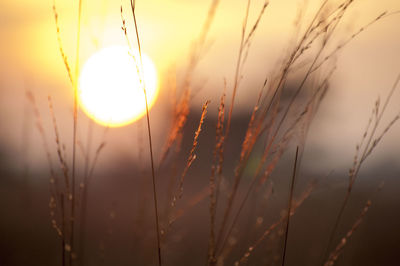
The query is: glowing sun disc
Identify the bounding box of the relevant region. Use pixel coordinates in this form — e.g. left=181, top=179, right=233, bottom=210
left=78, top=46, right=158, bottom=127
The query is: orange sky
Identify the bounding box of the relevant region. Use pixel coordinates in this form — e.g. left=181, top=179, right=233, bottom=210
left=1, top=0, right=399, bottom=172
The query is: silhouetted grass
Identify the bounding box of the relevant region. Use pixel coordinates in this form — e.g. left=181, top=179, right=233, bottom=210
left=37, top=1, right=400, bottom=266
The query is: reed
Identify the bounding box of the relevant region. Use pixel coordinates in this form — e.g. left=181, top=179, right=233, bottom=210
left=324, top=181, right=385, bottom=266
left=321, top=73, right=400, bottom=264
left=40, top=1, right=400, bottom=266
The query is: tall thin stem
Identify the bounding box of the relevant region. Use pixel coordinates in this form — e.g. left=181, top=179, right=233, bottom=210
left=321, top=73, right=400, bottom=265
left=61, top=193, right=66, bottom=266
left=71, top=0, right=83, bottom=264
left=281, top=147, right=299, bottom=266
left=131, top=1, right=162, bottom=265
left=78, top=121, right=93, bottom=266
left=213, top=1, right=251, bottom=252
left=225, top=0, right=251, bottom=136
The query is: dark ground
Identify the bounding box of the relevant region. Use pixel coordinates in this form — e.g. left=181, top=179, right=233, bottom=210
left=0, top=113, right=399, bottom=266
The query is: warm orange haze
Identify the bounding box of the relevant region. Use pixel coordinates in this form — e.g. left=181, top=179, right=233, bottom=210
left=78, top=45, right=158, bottom=127
left=0, top=1, right=400, bottom=266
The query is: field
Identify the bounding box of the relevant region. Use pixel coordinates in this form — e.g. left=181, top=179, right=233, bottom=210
left=1, top=0, right=400, bottom=265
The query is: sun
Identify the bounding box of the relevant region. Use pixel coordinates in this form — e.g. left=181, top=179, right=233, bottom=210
left=78, top=46, right=159, bottom=127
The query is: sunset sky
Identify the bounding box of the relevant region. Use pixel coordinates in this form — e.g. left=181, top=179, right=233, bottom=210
left=1, top=1, right=400, bottom=266
left=1, top=0, right=399, bottom=172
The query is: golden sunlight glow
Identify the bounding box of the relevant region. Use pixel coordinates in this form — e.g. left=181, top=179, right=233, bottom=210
left=78, top=46, right=158, bottom=127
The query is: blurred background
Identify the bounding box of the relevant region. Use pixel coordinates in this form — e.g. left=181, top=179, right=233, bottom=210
left=1, top=0, right=400, bottom=265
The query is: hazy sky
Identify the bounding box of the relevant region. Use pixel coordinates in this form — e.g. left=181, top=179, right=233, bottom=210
left=1, top=0, right=399, bottom=173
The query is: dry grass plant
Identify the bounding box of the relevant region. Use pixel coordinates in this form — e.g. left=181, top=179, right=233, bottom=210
left=38, top=0, right=400, bottom=265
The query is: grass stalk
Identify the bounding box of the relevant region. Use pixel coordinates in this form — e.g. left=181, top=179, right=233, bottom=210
left=215, top=0, right=267, bottom=244
left=235, top=181, right=316, bottom=265
left=130, top=1, right=162, bottom=265
left=61, top=193, right=66, bottom=266
left=44, top=1, right=400, bottom=265
left=281, top=147, right=299, bottom=266
left=70, top=0, right=83, bottom=264
left=324, top=182, right=384, bottom=266
left=323, top=199, right=372, bottom=266
left=77, top=120, right=93, bottom=266
left=320, top=73, right=400, bottom=265
left=216, top=1, right=332, bottom=254
left=225, top=0, right=251, bottom=135
left=208, top=90, right=226, bottom=265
